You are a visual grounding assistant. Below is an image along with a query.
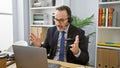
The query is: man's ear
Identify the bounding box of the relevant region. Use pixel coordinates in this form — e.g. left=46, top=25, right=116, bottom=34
left=68, top=17, right=73, bottom=23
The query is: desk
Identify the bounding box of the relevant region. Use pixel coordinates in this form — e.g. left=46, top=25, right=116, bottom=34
left=7, top=59, right=93, bottom=68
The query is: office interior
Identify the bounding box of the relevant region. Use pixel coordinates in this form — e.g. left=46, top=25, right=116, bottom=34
left=0, top=0, right=120, bottom=68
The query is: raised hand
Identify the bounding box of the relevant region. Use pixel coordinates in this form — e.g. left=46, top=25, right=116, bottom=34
left=70, top=35, right=80, bottom=55
left=29, top=32, right=43, bottom=47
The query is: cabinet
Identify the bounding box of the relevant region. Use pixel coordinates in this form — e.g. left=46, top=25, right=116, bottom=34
left=29, top=0, right=70, bottom=42
left=97, top=48, right=119, bottom=68
left=97, top=0, right=120, bottom=68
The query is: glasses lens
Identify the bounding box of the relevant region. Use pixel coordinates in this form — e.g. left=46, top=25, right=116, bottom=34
left=54, top=18, right=68, bottom=22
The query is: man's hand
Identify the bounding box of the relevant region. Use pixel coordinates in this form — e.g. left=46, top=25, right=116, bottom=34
left=70, top=35, right=80, bottom=55
left=29, top=32, right=43, bottom=47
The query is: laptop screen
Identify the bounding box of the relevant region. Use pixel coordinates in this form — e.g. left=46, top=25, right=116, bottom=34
left=12, top=45, right=48, bottom=68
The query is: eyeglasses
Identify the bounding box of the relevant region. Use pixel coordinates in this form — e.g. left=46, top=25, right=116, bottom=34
left=54, top=18, right=68, bottom=22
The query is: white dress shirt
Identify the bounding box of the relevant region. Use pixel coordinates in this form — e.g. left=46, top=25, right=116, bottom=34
left=53, top=25, right=81, bottom=61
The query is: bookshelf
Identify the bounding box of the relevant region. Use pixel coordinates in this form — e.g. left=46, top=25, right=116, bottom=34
left=97, top=0, right=120, bottom=68
left=98, top=0, right=120, bottom=49
left=29, top=0, right=70, bottom=42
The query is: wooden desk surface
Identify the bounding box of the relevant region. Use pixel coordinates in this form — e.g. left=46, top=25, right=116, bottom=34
left=7, top=59, right=94, bottom=68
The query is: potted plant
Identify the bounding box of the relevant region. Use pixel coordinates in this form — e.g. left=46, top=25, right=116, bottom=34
left=72, top=14, right=94, bottom=28
left=71, top=14, right=95, bottom=37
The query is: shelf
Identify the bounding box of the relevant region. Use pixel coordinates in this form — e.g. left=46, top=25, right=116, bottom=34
left=99, top=1, right=120, bottom=5
left=29, top=0, right=70, bottom=43
left=97, top=45, right=120, bottom=50
left=97, top=0, right=120, bottom=67
left=30, top=6, right=56, bottom=10
left=31, top=25, right=55, bottom=27
left=98, top=27, right=120, bottom=29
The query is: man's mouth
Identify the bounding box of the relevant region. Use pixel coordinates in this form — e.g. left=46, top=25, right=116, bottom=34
left=57, top=25, right=62, bottom=28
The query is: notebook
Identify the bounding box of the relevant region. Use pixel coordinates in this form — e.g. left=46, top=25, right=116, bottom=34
left=12, top=45, right=60, bottom=68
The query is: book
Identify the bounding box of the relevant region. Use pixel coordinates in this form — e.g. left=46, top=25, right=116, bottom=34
left=107, top=0, right=111, bottom=2
left=108, top=8, right=114, bottom=27
left=102, top=8, right=106, bottom=26
left=102, top=49, right=109, bottom=68
left=109, top=50, right=119, bottom=68
left=31, top=27, right=38, bottom=37
left=102, top=0, right=107, bottom=2
left=116, top=11, right=120, bottom=27
left=98, top=41, right=120, bottom=47
left=105, top=8, right=108, bottom=27
left=97, top=48, right=103, bottom=68
left=112, top=9, right=117, bottom=27
left=110, top=0, right=116, bottom=1
left=98, top=8, right=103, bottom=26
left=52, top=0, right=56, bottom=6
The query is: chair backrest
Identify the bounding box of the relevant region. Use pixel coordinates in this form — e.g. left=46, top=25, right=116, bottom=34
left=85, top=36, right=89, bottom=50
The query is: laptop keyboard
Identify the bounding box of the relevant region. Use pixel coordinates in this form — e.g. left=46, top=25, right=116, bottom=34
left=48, top=63, right=60, bottom=68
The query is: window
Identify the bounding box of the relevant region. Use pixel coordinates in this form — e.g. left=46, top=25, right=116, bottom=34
left=0, top=0, right=13, bottom=51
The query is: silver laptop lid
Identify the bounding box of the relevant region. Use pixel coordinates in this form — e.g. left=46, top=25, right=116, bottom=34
left=12, top=45, right=48, bottom=68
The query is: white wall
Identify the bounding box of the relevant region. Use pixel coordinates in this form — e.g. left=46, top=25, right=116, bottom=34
left=0, top=0, right=13, bottom=51
left=0, top=0, right=29, bottom=51
left=0, top=15, right=13, bottom=51
left=71, top=0, right=98, bottom=66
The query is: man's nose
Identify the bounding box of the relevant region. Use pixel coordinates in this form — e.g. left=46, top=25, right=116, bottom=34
left=55, top=21, right=61, bottom=25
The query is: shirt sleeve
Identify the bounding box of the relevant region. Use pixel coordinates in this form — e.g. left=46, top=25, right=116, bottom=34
left=74, top=48, right=81, bottom=57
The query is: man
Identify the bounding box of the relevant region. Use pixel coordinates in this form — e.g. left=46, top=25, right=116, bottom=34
left=30, top=5, right=89, bottom=65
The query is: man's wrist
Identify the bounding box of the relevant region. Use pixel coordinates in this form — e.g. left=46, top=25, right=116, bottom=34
left=74, top=49, right=81, bottom=57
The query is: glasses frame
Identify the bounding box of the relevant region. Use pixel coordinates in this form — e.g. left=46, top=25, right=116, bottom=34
left=54, top=18, right=68, bottom=23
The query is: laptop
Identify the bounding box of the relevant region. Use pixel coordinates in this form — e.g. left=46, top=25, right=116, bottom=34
left=12, top=45, right=60, bottom=68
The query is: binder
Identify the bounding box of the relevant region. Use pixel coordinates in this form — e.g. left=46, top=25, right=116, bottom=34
left=109, top=50, right=119, bottom=68
left=97, top=48, right=119, bottom=68
left=97, top=48, right=103, bottom=68
left=37, top=27, right=47, bottom=42
left=102, top=49, right=109, bottom=68
left=31, top=26, right=38, bottom=37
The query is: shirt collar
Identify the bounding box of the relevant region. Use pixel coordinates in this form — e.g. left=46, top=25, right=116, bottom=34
left=61, top=24, right=70, bottom=33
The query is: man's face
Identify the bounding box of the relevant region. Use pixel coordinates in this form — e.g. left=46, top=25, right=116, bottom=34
left=54, top=10, right=69, bottom=31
